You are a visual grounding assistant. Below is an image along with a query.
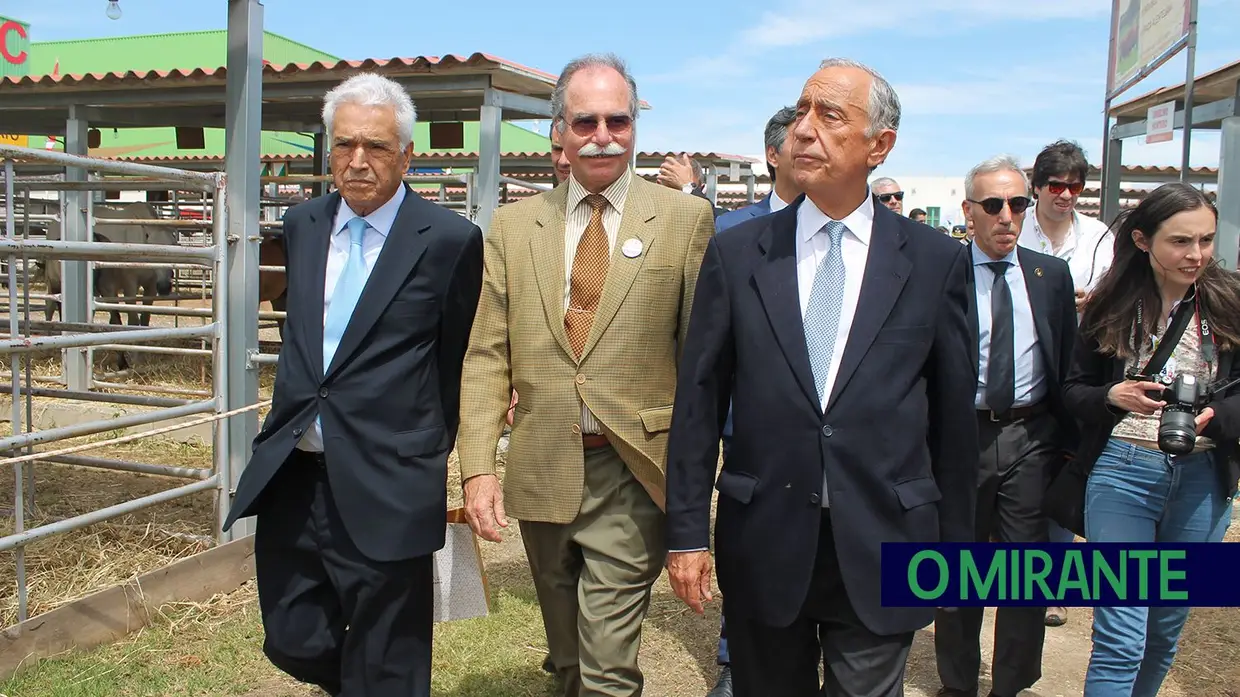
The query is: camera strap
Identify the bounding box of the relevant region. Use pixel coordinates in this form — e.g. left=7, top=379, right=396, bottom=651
left=1135, top=285, right=1203, bottom=378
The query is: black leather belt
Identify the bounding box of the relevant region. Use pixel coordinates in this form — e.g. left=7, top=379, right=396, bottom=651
left=977, top=401, right=1049, bottom=423
left=292, top=449, right=327, bottom=467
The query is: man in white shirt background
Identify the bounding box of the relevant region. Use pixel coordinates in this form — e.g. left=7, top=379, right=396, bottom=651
left=1018, top=140, right=1114, bottom=310
left=1017, top=139, right=1114, bottom=628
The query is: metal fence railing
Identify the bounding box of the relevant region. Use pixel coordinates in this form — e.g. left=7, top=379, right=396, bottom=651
left=0, top=143, right=259, bottom=625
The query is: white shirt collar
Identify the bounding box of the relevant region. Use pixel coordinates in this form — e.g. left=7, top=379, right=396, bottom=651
left=769, top=189, right=790, bottom=213
left=797, top=190, right=874, bottom=245
left=334, top=184, right=406, bottom=238
left=566, top=169, right=632, bottom=215
left=971, top=241, right=1020, bottom=268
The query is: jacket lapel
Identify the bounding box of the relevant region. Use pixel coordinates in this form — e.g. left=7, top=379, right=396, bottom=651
left=826, top=205, right=911, bottom=412
left=302, top=192, right=339, bottom=378
left=579, top=175, right=656, bottom=361
left=965, top=242, right=980, bottom=371
left=1018, top=247, right=1056, bottom=374
left=324, top=185, right=430, bottom=379
left=529, top=184, right=575, bottom=358
left=751, top=200, right=819, bottom=411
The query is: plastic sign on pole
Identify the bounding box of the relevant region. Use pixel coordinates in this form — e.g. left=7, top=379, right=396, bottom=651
left=1146, top=101, right=1176, bottom=144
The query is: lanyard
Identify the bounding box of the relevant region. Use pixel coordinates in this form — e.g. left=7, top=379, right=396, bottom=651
left=1136, top=287, right=1216, bottom=377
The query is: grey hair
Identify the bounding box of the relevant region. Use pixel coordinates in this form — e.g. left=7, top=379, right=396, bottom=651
left=322, top=72, right=417, bottom=148
left=689, top=158, right=704, bottom=185
left=870, top=176, right=900, bottom=190
left=550, top=53, right=640, bottom=133
left=818, top=58, right=901, bottom=137
left=764, top=105, right=798, bottom=154
left=964, top=155, right=1030, bottom=200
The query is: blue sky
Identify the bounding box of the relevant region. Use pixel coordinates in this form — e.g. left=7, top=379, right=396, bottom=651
left=6, top=0, right=1239, bottom=177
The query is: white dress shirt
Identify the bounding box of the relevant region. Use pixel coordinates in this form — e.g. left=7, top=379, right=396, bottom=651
left=1019, top=209, right=1114, bottom=292
left=563, top=171, right=632, bottom=434
left=768, top=189, right=790, bottom=214
left=296, top=185, right=405, bottom=452
left=797, top=193, right=874, bottom=508
left=971, top=244, right=1045, bottom=410
left=797, top=193, right=873, bottom=413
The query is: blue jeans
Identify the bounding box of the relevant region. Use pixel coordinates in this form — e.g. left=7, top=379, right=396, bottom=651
left=1083, top=438, right=1232, bottom=697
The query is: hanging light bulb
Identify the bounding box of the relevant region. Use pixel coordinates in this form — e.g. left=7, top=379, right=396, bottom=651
left=105, top=1, right=122, bottom=20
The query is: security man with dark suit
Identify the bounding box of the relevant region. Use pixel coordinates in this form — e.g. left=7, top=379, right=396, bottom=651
left=933, top=155, right=1077, bottom=697
left=222, top=72, right=484, bottom=697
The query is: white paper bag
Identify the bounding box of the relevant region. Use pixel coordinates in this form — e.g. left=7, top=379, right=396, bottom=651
left=432, top=508, right=490, bottom=622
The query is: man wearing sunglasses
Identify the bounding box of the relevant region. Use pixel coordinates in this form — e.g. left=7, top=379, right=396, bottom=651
left=1018, top=140, right=1113, bottom=310
left=870, top=176, right=904, bottom=215
left=934, top=155, right=1077, bottom=697
left=457, top=52, right=715, bottom=697
left=1017, top=140, right=1113, bottom=629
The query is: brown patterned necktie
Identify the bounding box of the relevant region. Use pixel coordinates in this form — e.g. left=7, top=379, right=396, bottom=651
left=565, top=193, right=611, bottom=357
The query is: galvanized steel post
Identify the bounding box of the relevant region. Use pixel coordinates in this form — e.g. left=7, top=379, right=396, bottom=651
left=222, top=0, right=264, bottom=539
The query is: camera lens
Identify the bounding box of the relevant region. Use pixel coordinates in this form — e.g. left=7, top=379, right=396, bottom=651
left=1158, top=407, right=1197, bottom=455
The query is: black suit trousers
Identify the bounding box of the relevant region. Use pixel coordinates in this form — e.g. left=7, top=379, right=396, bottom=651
left=254, top=450, right=433, bottom=697
left=725, top=513, right=914, bottom=697
left=934, top=411, right=1056, bottom=696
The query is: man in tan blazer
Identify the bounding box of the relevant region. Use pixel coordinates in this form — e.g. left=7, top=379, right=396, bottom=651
left=457, top=52, right=714, bottom=696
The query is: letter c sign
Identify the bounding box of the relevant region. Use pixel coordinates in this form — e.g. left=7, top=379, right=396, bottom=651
left=1, top=21, right=29, bottom=66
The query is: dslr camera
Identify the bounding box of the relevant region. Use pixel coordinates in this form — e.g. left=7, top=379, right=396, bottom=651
left=1127, top=373, right=1240, bottom=455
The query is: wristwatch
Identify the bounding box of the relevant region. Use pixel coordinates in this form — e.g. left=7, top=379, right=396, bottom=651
left=681, top=183, right=694, bottom=194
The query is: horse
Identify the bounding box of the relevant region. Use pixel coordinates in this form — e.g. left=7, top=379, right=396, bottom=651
left=44, top=202, right=177, bottom=370
left=259, top=232, right=288, bottom=340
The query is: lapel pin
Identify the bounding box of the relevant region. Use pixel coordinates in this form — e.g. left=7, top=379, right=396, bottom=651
left=1035, top=267, right=1044, bottom=277
left=622, top=238, right=643, bottom=258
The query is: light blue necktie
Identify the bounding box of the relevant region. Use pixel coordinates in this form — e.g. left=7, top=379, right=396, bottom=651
left=804, top=220, right=848, bottom=406
left=322, top=216, right=369, bottom=374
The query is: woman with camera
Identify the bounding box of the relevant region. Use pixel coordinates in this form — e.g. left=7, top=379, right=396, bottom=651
left=1063, top=182, right=1240, bottom=696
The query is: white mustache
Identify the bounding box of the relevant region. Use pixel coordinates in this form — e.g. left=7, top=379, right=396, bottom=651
left=578, top=142, right=627, bottom=158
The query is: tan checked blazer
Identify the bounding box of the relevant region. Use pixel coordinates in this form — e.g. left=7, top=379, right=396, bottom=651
left=457, top=173, right=715, bottom=523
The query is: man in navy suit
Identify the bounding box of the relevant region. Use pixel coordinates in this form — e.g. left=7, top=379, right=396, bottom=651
left=666, top=58, right=979, bottom=696
left=222, top=73, right=484, bottom=697
left=705, top=103, right=800, bottom=697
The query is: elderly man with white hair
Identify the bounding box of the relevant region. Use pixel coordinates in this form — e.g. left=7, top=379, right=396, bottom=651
left=223, top=72, right=484, bottom=697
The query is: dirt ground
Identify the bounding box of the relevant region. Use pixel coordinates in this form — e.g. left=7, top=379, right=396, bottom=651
left=0, top=297, right=1237, bottom=694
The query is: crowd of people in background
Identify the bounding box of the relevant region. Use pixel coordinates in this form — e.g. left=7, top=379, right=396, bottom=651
left=234, top=49, right=1239, bottom=697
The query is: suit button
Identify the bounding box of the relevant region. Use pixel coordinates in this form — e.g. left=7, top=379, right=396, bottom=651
left=319, top=387, right=329, bottom=398
left=576, top=374, right=586, bottom=385
left=571, top=423, right=582, bottom=434
left=821, top=425, right=833, bottom=437
left=810, top=492, right=821, bottom=505
left=292, top=427, right=303, bottom=437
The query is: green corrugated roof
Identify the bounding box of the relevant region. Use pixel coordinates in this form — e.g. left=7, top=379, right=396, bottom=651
left=27, top=30, right=338, bottom=76
left=24, top=30, right=550, bottom=162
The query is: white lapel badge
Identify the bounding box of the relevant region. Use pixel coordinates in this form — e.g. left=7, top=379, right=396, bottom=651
left=622, top=238, right=643, bottom=258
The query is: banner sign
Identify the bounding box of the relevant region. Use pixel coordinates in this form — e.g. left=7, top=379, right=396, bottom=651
left=1107, top=0, right=1192, bottom=97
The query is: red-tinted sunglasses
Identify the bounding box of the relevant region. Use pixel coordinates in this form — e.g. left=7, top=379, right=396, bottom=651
left=1045, top=180, right=1085, bottom=196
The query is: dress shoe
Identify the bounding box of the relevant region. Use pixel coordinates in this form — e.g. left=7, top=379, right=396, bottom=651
left=542, top=655, right=555, bottom=674
left=935, top=688, right=976, bottom=697
left=707, top=665, right=733, bottom=697
left=1045, top=606, right=1068, bottom=626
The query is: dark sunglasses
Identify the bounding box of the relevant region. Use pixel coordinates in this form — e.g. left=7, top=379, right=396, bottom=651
left=877, top=191, right=904, bottom=203
left=569, top=114, right=634, bottom=137
left=968, top=196, right=1032, bottom=216
left=1045, top=180, right=1085, bottom=196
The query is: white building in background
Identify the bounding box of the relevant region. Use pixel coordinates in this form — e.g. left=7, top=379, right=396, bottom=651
left=889, top=176, right=968, bottom=229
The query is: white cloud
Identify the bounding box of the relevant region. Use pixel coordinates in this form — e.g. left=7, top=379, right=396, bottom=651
left=741, top=0, right=1110, bottom=50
